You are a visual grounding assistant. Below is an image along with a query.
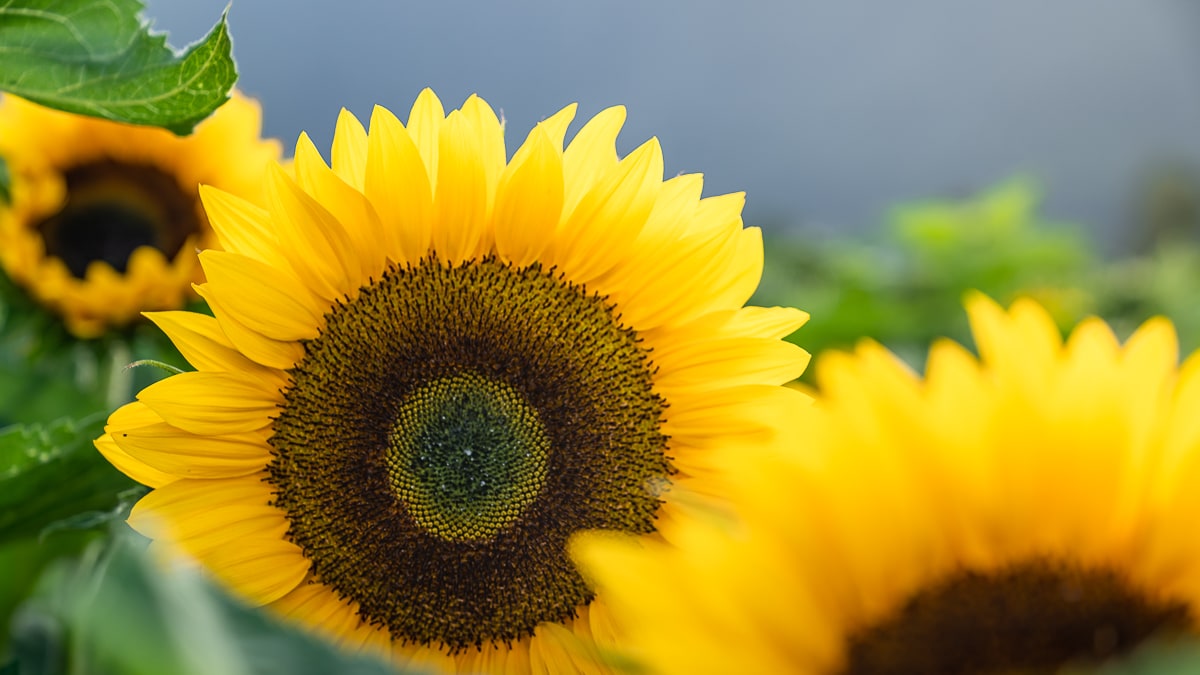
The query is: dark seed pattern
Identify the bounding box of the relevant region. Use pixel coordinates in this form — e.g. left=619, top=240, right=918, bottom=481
left=268, top=256, right=671, bottom=652
left=841, top=558, right=1191, bottom=675
left=386, top=372, right=551, bottom=542
left=35, top=160, right=202, bottom=277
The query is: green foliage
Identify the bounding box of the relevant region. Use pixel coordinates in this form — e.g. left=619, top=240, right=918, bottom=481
left=758, top=175, right=1200, bottom=382
left=0, top=413, right=139, bottom=659
left=0, top=415, right=136, bottom=544
left=0, top=156, right=9, bottom=204
left=6, top=533, right=410, bottom=675
left=0, top=271, right=180, bottom=426
left=757, top=178, right=1098, bottom=377
left=891, top=178, right=1089, bottom=305
left=0, top=0, right=236, bottom=134
left=1063, top=638, right=1200, bottom=674
left=1091, top=244, right=1200, bottom=357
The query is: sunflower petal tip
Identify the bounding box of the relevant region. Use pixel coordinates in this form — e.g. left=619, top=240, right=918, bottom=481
left=266, top=160, right=291, bottom=182
left=962, top=289, right=998, bottom=312
left=369, top=103, right=401, bottom=128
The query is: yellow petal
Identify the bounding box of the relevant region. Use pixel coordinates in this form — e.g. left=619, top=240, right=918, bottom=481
left=137, top=371, right=279, bottom=435
left=653, top=336, right=810, bottom=394
left=293, top=132, right=385, bottom=283
left=193, top=284, right=305, bottom=371
left=663, top=384, right=809, bottom=447
left=407, top=88, right=445, bottom=191
left=269, top=581, right=376, bottom=649
left=554, top=137, right=663, bottom=283
left=691, top=226, right=764, bottom=316
left=145, top=311, right=284, bottom=384
left=749, top=306, right=809, bottom=340
left=432, top=110, right=488, bottom=263
left=611, top=225, right=740, bottom=329
left=637, top=173, right=705, bottom=246
left=198, top=250, right=323, bottom=342
left=206, top=538, right=311, bottom=605
left=198, top=184, right=288, bottom=269
left=129, top=476, right=308, bottom=604
left=265, top=163, right=361, bottom=301
left=331, top=108, right=368, bottom=189
left=129, top=475, right=283, bottom=552
left=115, top=427, right=270, bottom=479
left=365, top=105, right=431, bottom=263
left=687, top=191, right=745, bottom=237
left=493, top=126, right=564, bottom=266
left=536, top=102, right=578, bottom=149
left=562, top=105, right=625, bottom=215
left=967, top=292, right=1060, bottom=388
left=95, top=432, right=177, bottom=488
left=110, top=397, right=272, bottom=479
left=460, top=94, right=506, bottom=211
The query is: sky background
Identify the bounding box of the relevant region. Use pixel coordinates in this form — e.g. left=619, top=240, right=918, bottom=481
left=146, top=1, right=1200, bottom=251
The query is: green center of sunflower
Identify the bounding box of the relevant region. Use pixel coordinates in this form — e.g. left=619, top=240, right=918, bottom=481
left=841, top=559, right=1190, bottom=674
left=268, top=256, right=670, bottom=652
left=386, top=373, right=550, bottom=541
left=35, top=160, right=201, bottom=277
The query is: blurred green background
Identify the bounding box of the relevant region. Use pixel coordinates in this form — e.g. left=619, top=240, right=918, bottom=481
left=754, top=174, right=1200, bottom=380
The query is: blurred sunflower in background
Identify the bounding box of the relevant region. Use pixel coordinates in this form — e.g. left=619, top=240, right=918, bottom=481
left=0, top=92, right=280, bottom=338
left=94, top=89, right=810, bottom=673
left=579, top=295, right=1200, bottom=674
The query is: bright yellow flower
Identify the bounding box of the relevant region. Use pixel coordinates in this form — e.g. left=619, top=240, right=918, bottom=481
left=95, top=89, right=810, bottom=673
left=579, top=295, right=1200, bottom=674
left=0, top=93, right=280, bottom=338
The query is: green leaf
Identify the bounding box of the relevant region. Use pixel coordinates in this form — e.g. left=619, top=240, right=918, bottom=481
left=8, top=533, right=413, bottom=675
left=0, top=155, right=10, bottom=204
left=0, top=267, right=185, bottom=426
left=0, top=0, right=237, bottom=134
left=0, top=415, right=137, bottom=543
left=1060, top=637, right=1200, bottom=674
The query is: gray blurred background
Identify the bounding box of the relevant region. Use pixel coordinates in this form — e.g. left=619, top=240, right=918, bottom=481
left=145, top=0, right=1200, bottom=251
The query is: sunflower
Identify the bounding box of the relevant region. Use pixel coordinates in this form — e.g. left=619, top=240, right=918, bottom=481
left=94, top=89, right=811, bottom=672
left=0, top=93, right=281, bottom=338
left=578, top=294, right=1200, bottom=674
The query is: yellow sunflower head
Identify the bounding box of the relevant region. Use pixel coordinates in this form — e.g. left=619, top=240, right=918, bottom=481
left=579, top=294, right=1200, bottom=674
left=0, top=92, right=281, bottom=338
left=95, top=89, right=811, bottom=672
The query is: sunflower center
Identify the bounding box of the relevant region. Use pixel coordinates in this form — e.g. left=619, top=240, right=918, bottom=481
left=268, top=256, right=670, bottom=652
left=386, top=373, right=550, bottom=542
left=841, top=559, right=1191, bottom=674
left=34, top=160, right=201, bottom=277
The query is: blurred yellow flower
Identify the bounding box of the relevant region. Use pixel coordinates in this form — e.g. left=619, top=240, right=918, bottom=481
left=0, top=93, right=280, bottom=337
left=580, top=294, right=1200, bottom=674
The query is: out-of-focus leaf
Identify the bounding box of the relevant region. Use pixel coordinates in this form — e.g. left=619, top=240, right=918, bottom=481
left=0, top=270, right=183, bottom=426
left=1093, top=244, right=1200, bottom=358
left=0, top=529, right=100, bottom=661
left=0, top=415, right=136, bottom=543
left=0, top=155, right=9, bottom=204
left=0, top=0, right=236, bottom=134
left=1059, top=637, right=1200, bottom=674
left=7, top=533, right=410, bottom=675
left=756, top=177, right=1097, bottom=381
